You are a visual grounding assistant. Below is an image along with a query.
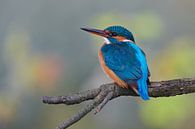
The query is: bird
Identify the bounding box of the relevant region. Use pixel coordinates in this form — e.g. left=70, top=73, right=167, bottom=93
left=81, top=26, right=150, bottom=100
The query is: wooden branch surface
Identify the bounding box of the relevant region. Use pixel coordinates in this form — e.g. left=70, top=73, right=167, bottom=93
left=42, top=77, right=195, bottom=129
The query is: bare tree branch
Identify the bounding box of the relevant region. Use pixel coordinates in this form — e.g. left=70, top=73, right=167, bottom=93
left=42, top=77, right=195, bottom=129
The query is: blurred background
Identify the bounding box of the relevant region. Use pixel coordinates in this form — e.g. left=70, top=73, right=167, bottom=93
left=0, top=0, right=195, bottom=129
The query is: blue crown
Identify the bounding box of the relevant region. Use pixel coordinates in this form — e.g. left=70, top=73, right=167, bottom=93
left=105, top=26, right=135, bottom=42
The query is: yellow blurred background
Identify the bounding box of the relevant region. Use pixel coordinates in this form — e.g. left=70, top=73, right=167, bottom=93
left=0, top=0, right=195, bottom=129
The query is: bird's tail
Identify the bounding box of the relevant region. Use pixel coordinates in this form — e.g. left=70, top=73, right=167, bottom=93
left=137, top=78, right=150, bottom=100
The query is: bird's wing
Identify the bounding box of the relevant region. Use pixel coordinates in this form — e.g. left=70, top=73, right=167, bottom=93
left=141, top=49, right=151, bottom=77
left=101, top=44, right=142, bottom=82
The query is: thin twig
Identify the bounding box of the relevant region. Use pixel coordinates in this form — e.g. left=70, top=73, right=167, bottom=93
left=42, top=88, right=101, bottom=105
left=94, top=91, right=114, bottom=114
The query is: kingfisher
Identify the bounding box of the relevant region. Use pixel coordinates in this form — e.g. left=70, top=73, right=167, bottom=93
left=81, top=26, right=150, bottom=100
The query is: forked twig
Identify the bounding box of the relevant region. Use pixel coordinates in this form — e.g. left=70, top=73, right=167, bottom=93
left=42, top=77, right=195, bottom=129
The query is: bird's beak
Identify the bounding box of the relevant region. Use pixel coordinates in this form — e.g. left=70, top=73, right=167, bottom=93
left=81, top=28, right=108, bottom=37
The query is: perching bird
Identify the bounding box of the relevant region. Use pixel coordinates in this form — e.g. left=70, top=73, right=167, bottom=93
left=81, top=26, right=150, bottom=100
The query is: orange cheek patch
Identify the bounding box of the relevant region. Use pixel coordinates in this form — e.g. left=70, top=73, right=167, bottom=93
left=113, top=36, right=126, bottom=42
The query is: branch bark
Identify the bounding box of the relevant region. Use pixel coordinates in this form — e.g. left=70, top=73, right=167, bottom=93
left=42, top=77, right=195, bottom=129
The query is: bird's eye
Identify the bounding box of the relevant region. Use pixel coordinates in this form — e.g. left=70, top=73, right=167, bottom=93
left=112, top=32, right=117, bottom=36
left=104, top=30, right=117, bottom=37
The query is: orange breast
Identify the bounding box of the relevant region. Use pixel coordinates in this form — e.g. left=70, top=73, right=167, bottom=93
left=98, top=50, right=129, bottom=89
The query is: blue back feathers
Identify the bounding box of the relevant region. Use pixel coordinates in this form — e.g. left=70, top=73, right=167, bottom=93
left=127, top=42, right=150, bottom=100
left=101, top=39, right=150, bottom=100
left=101, top=43, right=142, bottom=81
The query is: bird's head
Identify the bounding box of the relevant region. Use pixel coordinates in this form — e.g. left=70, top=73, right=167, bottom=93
left=81, top=26, right=135, bottom=44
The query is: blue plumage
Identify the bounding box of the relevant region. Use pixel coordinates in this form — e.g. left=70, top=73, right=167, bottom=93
left=101, top=42, right=150, bottom=100
left=101, top=43, right=142, bottom=81
left=126, top=42, right=150, bottom=100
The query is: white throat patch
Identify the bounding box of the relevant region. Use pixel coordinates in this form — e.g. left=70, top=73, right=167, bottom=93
left=103, top=38, right=111, bottom=44
left=122, top=39, right=133, bottom=42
